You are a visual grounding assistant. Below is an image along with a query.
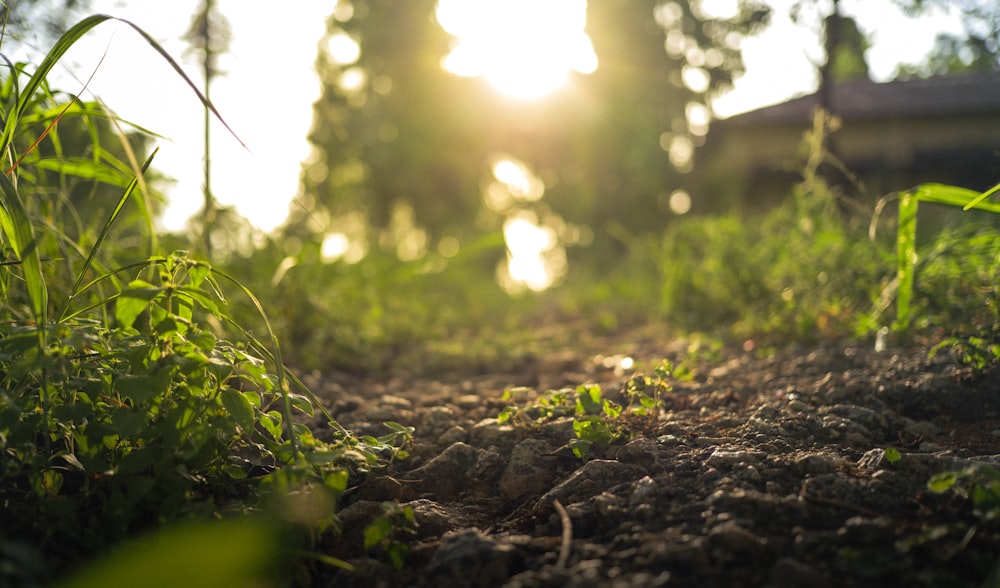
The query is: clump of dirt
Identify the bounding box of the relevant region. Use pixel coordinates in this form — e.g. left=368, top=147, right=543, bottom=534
left=309, top=329, right=1000, bottom=587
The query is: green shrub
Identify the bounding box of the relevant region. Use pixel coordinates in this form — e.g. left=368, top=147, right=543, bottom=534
left=0, top=16, right=411, bottom=586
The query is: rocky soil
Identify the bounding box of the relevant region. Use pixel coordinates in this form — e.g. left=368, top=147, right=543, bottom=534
left=307, top=327, right=1000, bottom=587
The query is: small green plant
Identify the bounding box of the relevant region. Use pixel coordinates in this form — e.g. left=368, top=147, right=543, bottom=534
left=929, top=464, right=1000, bottom=520
left=363, top=502, right=418, bottom=570
left=622, top=359, right=674, bottom=415
left=670, top=340, right=722, bottom=381
left=498, top=361, right=672, bottom=459
left=888, top=183, right=1000, bottom=333
left=929, top=325, right=1000, bottom=369
left=0, top=250, right=412, bottom=582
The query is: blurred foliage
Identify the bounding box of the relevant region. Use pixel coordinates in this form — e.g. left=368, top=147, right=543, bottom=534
left=182, top=0, right=232, bottom=258
left=894, top=0, right=1000, bottom=76
left=0, top=0, right=90, bottom=45
left=290, top=0, right=771, bottom=266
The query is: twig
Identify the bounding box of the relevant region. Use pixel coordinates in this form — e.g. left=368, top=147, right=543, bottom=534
left=553, top=499, right=572, bottom=568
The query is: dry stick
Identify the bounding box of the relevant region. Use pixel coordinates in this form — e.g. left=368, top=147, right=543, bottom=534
left=553, top=499, right=572, bottom=568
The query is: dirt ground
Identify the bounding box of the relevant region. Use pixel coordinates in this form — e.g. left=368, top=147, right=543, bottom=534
left=309, top=325, right=1000, bottom=587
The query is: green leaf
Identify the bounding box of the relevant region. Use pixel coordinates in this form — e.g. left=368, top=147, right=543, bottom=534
left=116, top=372, right=171, bottom=405
left=287, top=392, right=315, bottom=417
left=928, top=471, right=958, bottom=493
left=221, top=388, right=256, bottom=433
left=325, top=469, right=350, bottom=494
left=914, top=183, right=1000, bottom=214
left=54, top=519, right=278, bottom=588
left=884, top=448, right=901, bottom=464
left=979, top=465, right=1000, bottom=482
left=0, top=170, right=48, bottom=340
left=962, top=181, right=1000, bottom=211
left=115, top=280, right=162, bottom=328
left=116, top=447, right=155, bottom=475
left=52, top=402, right=93, bottom=423
left=34, top=156, right=131, bottom=187
left=261, top=411, right=283, bottom=440
left=111, top=408, right=149, bottom=438
left=364, top=517, right=393, bottom=550
left=240, top=389, right=261, bottom=408
left=497, top=407, right=514, bottom=424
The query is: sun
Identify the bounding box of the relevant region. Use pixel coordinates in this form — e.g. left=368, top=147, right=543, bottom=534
left=437, top=0, right=598, bottom=99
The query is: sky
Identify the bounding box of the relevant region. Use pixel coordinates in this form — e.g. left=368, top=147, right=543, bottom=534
left=38, top=0, right=968, bottom=233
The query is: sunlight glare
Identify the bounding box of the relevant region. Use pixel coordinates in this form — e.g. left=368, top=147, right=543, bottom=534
left=326, top=32, right=360, bottom=65
left=321, top=232, right=350, bottom=262
left=668, top=189, right=692, bottom=214
left=502, top=212, right=563, bottom=293
left=492, top=158, right=545, bottom=202
left=437, top=0, right=597, bottom=99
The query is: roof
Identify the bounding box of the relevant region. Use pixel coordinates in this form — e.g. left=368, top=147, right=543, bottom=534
left=717, top=70, right=1000, bottom=127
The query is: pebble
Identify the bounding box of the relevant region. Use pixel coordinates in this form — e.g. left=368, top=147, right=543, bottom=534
left=499, top=438, right=560, bottom=500
left=768, top=556, right=831, bottom=588
left=706, top=448, right=764, bottom=468
left=540, top=460, right=647, bottom=507
left=437, top=425, right=468, bottom=446
left=453, top=394, right=483, bottom=410
left=397, top=442, right=484, bottom=500
left=426, top=529, right=520, bottom=588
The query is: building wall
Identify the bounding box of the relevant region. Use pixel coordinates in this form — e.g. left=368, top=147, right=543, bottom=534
left=696, top=111, right=1000, bottom=213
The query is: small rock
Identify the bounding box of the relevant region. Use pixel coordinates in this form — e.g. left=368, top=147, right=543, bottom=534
left=706, top=448, right=764, bottom=468
left=437, top=425, right=468, bottom=446
left=628, top=475, right=657, bottom=509
left=856, top=448, right=891, bottom=471
left=406, top=499, right=471, bottom=538
left=469, top=419, right=521, bottom=452
left=900, top=416, right=941, bottom=438
left=356, top=475, right=403, bottom=502
left=616, top=438, right=660, bottom=469
left=398, top=442, right=484, bottom=500
left=793, top=453, right=841, bottom=476
left=540, top=460, right=647, bottom=507
left=453, top=394, right=483, bottom=410
left=837, top=516, right=895, bottom=545
left=820, top=404, right=888, bottom=435
left=380, top=394, right=413, bottom=409
left=708, top=520, right=768, bottom=557
left=422, top=406, right=457, bottom=435
left=500, top=438, right=560, bottom=500
left=767, top=556, right=830, bottom=588
left=426, top=529, right=520, bottom=588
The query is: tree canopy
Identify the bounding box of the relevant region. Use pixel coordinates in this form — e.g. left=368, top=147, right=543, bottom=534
left=289, top=0, right=771, bottom=268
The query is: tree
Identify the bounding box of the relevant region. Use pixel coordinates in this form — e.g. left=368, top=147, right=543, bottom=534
left=893, top=0, right=1000, bottom=77
left=183, top=0, right=232, bottom=258
left=290, top=0, right=769, bottom=266
left=788, top=1, right=1000, bottom=88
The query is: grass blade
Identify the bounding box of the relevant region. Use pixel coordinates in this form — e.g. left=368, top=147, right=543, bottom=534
left=963, top=181, right=1000, bottom=212
left=914, top=183, right=1000, bottom=214
left=206, top=265, right=300, bottom=458
left=59, top=149, right=158, bottom=322
left=0, top=171, right=48, bottom=339
left=894, top=190, right=918, bottom=333
left=4, top=14, right=245, bottom=157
